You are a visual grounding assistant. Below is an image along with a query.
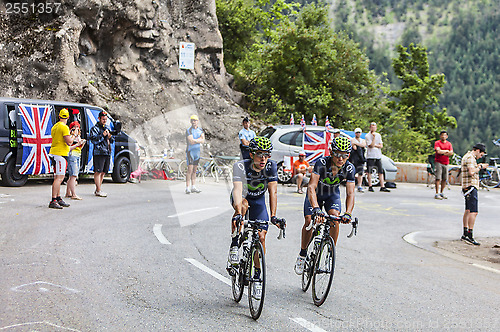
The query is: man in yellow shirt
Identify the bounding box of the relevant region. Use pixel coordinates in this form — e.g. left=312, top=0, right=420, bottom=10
left=48, top=108, right=74, bottom=209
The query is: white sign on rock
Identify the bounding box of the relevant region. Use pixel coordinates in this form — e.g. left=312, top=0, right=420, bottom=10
left=179, top=42, right=195, bottom=70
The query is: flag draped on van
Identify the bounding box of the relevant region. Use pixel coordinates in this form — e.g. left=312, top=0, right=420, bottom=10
left=18, top=104, right=53, bottom=175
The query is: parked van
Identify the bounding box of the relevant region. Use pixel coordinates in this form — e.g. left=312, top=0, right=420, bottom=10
left=0, top=97, right=139, bottom=186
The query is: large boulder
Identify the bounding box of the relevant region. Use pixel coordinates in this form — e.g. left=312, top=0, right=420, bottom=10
left=0, top=0, right=246, bottom=157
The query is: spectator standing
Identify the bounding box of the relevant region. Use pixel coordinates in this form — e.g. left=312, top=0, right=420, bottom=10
left=349, top=128, right=366, bottom=192
left=292, top=151, right=312, bottom=194
left=365, top=122, right=390, bottom=192
left=48, top=108, right=73, bottom=209
left=89, top=111, right=113, bottom=197
left=332, top=128, right=340, bottom=138
left=434, top=130, right=454, bottom=199
left=185, top=114, right=205, bottom=194
left=238, top=117, right=256, bottom=160
left=460, top=143, right=488, bottom=245
left=65, top=121, right=86, bottom=200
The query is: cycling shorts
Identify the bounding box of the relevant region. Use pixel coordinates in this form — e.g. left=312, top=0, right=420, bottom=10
left=50, top=155, right=67, bottom=175
left=303, top=189, right=341, bottom=216
left=230, top=195, right=269, bottom=231
left=187, top=149, right=200, bottom=166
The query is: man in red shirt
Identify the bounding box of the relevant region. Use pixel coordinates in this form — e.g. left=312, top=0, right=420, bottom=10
left=434, top=130, right=454, bottom=199
left=292, top=152, right=312, bottom=194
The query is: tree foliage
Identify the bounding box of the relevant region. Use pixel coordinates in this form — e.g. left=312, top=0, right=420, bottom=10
left=383, top=44, right=456, bottom=162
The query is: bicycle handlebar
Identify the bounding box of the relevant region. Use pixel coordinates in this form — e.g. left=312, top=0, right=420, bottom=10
left=305, top=214, right=359, bottom=238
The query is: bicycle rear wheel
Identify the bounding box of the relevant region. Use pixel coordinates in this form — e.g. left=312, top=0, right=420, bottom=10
left=231, top=263, right=245, bottom=303
left=301, top=236, right=316, bottom=292
left=480, top=170, right=500, bottom=188
left=248, top=241, right=266, bottom=320
left=312, top=236, right=336, bottom=306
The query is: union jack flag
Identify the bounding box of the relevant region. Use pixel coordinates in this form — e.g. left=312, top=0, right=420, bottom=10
left=85, top=109, right=115, bottom=173
left=300, top=115, right=306, bottom=129
left=325, top=116, right=333, bottom=131
left=290, top=114, right=294, bottom=125
left=18, top=104, right=54, bottom=175
left=303, top=130, right=331, bottom=164
left=311, top=114, right=317, bottom=126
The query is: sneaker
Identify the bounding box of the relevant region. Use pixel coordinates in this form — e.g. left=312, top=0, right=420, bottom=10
left=357, top=186, right=364, bottom=193
left=461, top=235, right=468, bottom=241
left=94, top=191, right=107, bottom=197
left=185, top=188, right=191, bottom=194
left=229, top=246, right=239, bottom=265
left=380, top=187, right=390, bottom=192
left=440, top=193, right=448, bottom=199
left=294, top=255, right=306, bottom=275
left=435, top=193, right=443, bottom=200
left=465, top=236, right=480, bottom=246
left=191, top=187, right=201, bottom=193
left=368, top=187, right=374, bottom=192
left=57, top=199, right=70, bottom=207
left=48, top=200, right=63, bottom=209
left=252, top=282, right=262, bottom=300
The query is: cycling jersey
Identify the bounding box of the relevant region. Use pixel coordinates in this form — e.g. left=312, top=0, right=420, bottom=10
left=232, top=159, right=278, bottom=199
left=313, top=156, right=356, bottom=196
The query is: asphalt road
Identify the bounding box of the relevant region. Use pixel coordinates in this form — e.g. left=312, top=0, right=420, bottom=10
left=1, top=178, right=499, bottom=331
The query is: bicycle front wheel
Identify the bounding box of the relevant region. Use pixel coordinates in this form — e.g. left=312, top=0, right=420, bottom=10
left=312, top=236, right=336, bottom=307
left=248, top=241, right=266, bottom=320
left=301, top=236, right=316, bottom=292
left=231, top=262, right=245, bottom=303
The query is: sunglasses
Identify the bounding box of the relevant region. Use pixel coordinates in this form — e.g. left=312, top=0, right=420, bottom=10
left=332, top=151, right=349, bottom=159
left=254, top=152, right=271, bottom=158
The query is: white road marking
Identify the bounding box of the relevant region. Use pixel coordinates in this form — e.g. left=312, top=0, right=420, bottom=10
left=153, top=224, right=171, bottom=244
left=290, top=317, right=327, bottom=332
left=472, top=263, right=500, bottom=274
left=10, top=281, right=80, bottom=293
left=185, top=258, right=231, bottom=286
left=0, top=321, right=81, bottom=331
left=167, top=206, right=220, bottom=218
left=402, top=232, right=419, bottom=245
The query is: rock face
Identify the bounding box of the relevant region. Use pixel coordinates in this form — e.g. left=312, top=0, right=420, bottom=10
left=0, top=0, right=246, bottom=157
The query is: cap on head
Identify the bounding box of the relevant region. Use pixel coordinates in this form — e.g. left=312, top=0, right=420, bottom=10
left=190, top=114, right=199, bottom=121
left=299, top=151, right=306, bottom=156
left=242, top=117, right=249, bottom=123
left=59, top=108, right=69, bottom=119
left=370, top=122, right=377, bottom=126
left=354, top=128, right=362, bottom=133
left=69, top=121, right=80, bottom=129
left=473, top=142, right=487, bottom=153
left=99, top=110, right=108, bottom=118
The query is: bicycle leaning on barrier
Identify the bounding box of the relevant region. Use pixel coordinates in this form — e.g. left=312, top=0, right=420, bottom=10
left=478, top=139, right=500, bottom=189
left=300, top=213, right=358, bottom=306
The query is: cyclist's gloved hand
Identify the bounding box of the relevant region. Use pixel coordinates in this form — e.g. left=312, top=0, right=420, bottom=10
left=312, top=207, right=324, bottom=221
left=232, top=214, right=243, bottom=227
left=340, top=212, right=352, bottom=224
left=271, top=216, right=286, bottom=229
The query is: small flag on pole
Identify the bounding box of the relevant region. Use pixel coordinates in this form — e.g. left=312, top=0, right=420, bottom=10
left=300, top=115, right=306, bottom=129
left=311, top=114, right=318, bottom=126
left=325, top=116, right=333, bottom=131
left=290, top=114, right=294, bottom=126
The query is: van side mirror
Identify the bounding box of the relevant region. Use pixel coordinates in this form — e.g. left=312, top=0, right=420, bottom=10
left=112, top=120, right=122, bottom=134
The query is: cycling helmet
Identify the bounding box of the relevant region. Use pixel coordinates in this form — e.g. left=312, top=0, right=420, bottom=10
left=249, top=136, right=273, bottom=152
left=331, top=136, right=352, bottom=153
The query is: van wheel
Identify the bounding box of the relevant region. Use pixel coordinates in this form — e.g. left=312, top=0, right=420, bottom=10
left=1, top=158, right=28, bottom=187
left=112, top=155, right=131, bottom=183
left=277, top=162, right=292, bottom=184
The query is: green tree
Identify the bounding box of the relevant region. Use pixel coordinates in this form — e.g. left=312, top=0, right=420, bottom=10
left=384, top=43, right=456, bottom=162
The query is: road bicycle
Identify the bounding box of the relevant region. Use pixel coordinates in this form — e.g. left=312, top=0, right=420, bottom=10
left=479, top=157, right=500, bottom=189
left=301, top=214, right=358, bottom=306
left=227, top=217, right=286, bottom=320
left=178, top=145, right=236, bottom=182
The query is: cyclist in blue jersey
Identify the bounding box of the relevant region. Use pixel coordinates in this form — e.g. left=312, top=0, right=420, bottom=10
left=294, top=136, right=356, bottom=275
left=228, top=136, right=285, bottom=267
